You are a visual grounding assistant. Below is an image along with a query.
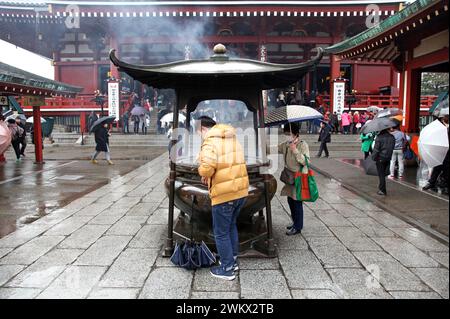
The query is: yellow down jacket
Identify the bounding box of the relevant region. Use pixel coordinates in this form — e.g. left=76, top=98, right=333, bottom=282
left=198, top=124, right=249, bottom=206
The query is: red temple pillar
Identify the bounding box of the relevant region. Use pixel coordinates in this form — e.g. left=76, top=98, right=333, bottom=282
left=329, top=54, right=342, bottom=113
left=401, top=68, right=421, bottom=133
left=33, top=105, right=43, bottom=164
left=80, top=111, right=87, bottom=133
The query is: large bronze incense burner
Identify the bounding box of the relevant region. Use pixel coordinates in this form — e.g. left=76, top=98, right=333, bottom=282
left=110, top=44, right=323, bottom=257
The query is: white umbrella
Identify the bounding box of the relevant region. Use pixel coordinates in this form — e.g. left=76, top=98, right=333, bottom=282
left=160, top=112, right=186, bottom=124
left=264, top=104, right=323, bottom=126
left=26, top=117, right=46, bottom=123
left=418, top=119, right=449, bottom=168
left=0, top=121, right=11, bottom=154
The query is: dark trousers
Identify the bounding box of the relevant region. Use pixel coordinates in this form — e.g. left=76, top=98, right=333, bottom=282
left=19, top=137, right=26, bottom=155
left=364, top=151, right=371, bottom=159
left=11, top=140, right=21, bottom=159
left=287, top=197, right=304, bottom=231
left=133, top=122, right=140, bottom=134
left=123, top=122, right=129, bottom=134
left=317, top=142, right=329, bottom=157
left=376, top=160, right=390, bottom=194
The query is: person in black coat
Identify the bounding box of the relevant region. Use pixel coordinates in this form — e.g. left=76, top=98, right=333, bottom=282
left=371, top=129, right=395, bottom=195
left=317, top=121, right=331, bottom=158
left=91, top=124, right=113, bottom=165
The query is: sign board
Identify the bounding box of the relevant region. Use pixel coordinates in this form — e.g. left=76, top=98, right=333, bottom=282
left=0, top=96, right=8, bottom=106
left=22, top=96, right=45, bottom=107
left=333, top=81, right=346, bottom=115
left=108, top=81, right=120, bottom=121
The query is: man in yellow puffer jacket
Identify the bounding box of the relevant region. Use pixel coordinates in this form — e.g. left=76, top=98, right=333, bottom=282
left=197, top=116, right=249, bottom=281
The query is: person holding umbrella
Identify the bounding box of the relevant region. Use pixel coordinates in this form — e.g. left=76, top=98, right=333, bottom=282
left=15, top=116, right=27, bottom=157
left=317, top=121, right=331, bottom=158
left=422, top=114, right=449, bottom=192
left=90, top=116, right=116, bottom=165
left=371, top=128, right=395, bottom=196
left=7, top=118, right=24, bottom=162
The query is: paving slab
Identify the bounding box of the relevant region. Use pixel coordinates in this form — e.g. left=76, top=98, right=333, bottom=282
left=327, top=268, right=392, bottom=299
left=240, top=270, right=291, bottom=299
left=0, top=248, right=12, bottom=259
left=373, top=238, right=440, bottom=268
left=88, top=288, right=140, bottom=299
left=329, top=226, right=382, bottom=252
left=0, top=265, right=25, bottom=286
left=6, top=249, right=83, bottom=288
left=190, top=292, right=240, bottom=299
left=429, top=252, right=449, bottom=268
left=37, top=265, right=107, bottom=299
left=315, top=212, right=353, bottom=227
left=44, top=216, right=93, bottom=236
left=106, top=216, right=147, bottom=236
left=139, top=267, right=193, bottom=299
left=389, top=291, right=443, bottom=299
left=278, top=249, right=332, bottom=289
left=74, top=236, right=131, bottom=266
left=99, top=248, right=158, bottom=288
left=0, top=288, right=41, bottom=299
left=238, top=258, right=280, bottom=270
left=128, top=225, right=166, bottom=249
left=291, top=289, right=339, bottom=299
left=329, top=204, right=367, bottom=218
left=193, top=268, right=240, bottom=292
left=353, top=251, right=430, bottom=292
left=306, top=237, right=361, bottom=268
left=347, top=217, right=396, bottom=237
left=389, top=227, right=449, bottom=252
left=410, top=268, right=449, bottom=299
left=73, top=202, right=113, bottom=217
left=126, top=203, right=159, bottom=216
left=0, top=236, right=65, bottom=265
left=58, top=224, right=109, bottom=249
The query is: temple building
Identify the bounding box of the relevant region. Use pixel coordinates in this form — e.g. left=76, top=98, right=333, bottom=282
left=0, top=0, right=446, bottom=132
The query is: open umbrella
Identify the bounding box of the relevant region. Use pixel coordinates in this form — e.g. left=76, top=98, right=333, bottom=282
left=89, top=115, right=116, bottom=133
left=130, top=106, right=150, bottom=116
left=160, top=112, right=186, bottom=124
left=26, top=117, right=46, bottom=124
left=432, top=96, right=449, bottom=118
left=362, top=156, right=390, bottom=176
left=366, top=106, right=382, bottom=114
left=418, top=119, right=449, bottom=168
left=360, top=117, right=400, bottom=134
left=265, top=105, right=323, bottom=126
left=376, top=108, right=402, bottom=118
left=0, top=121, right=11, bottom=154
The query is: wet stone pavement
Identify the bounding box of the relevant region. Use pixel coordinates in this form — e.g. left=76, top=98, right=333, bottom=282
left=0, top=153, right=448, bottom=299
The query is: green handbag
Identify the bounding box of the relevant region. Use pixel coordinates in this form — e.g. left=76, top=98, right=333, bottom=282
left=294, top=157, right=319, bottom=202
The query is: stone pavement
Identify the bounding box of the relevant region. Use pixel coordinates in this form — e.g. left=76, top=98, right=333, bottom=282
left=0, top=153, right=448, bottom=299
left=310, top=157, right=449, bottom=239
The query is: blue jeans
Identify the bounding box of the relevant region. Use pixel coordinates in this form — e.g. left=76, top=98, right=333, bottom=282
left=212, top=197, right=246, bottom=271
left=287, top=197, right=304, bottom=231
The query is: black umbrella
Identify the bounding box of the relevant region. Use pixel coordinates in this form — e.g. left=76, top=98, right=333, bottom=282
left=170, top=240, right=216, bottom=270
left=360, top=117, right=400, bottom=134
left=362, top=157, right=390, bottom=176
left=89, top=115, right=116, bottom=133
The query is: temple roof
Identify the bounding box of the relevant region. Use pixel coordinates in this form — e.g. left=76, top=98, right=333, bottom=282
left=110, top=44, right=323, bottom=89
left=0, top=61, right=83, bottom=97
left=325, top=0, right=448, bottom=61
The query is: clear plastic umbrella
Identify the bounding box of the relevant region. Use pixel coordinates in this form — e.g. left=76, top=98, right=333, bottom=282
left=264, top=105, right=323, bottom=126
left=376, top=108, right=402, bottom=118
left=418, top=119, right=449, bottom=168
left=360, top=117, right=400, bottom=134
left=26, top=117, right=46, bottom=123
left=160, top=112, right=186, bottom=124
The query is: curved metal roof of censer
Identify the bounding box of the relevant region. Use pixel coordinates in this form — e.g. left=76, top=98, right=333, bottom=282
left=109, top=44, right=323, bottom=90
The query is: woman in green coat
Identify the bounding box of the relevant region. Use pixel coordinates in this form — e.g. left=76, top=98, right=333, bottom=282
left=360, top=132, right=374, bottom=159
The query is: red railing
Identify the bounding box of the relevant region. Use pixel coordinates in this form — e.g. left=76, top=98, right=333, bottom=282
left=322, top=94, right=437, bottom=113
